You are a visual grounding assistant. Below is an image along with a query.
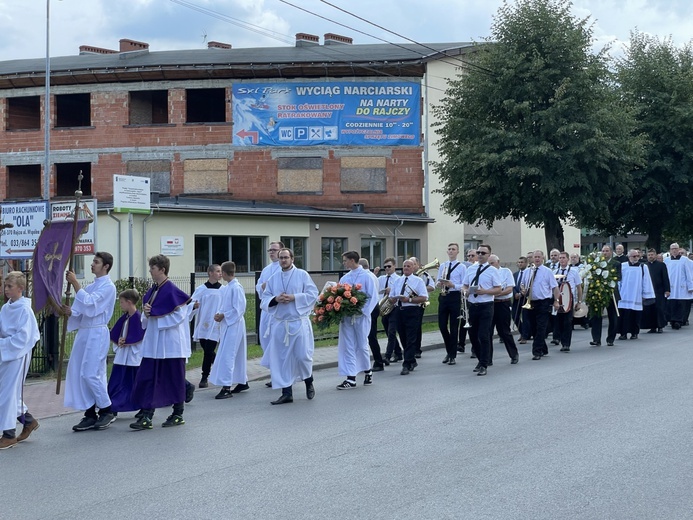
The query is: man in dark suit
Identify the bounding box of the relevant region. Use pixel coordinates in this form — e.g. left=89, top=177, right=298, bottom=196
left=589, top=245, right=621, bottom=347
left=641, top=248, right=670, bottom=333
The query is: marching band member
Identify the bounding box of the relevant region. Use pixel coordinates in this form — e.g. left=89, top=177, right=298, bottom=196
left=553, top=252, right=583, bottom=352
left=389, top=260, right=428, bottom=375
left=458, top=249, right=478, bottom=353
left=436, top=243, right=466, bottom=366
left=488, top=255, right=519, bottom=364
left=521, top=250, right=560, bottom=360
left=378, top=258, right=403, bottom=363
left=462, top=245, right=502, bottom=376
left=513, top=256, right=531, bottom=344
left=410, top=257, right=435, bottom=359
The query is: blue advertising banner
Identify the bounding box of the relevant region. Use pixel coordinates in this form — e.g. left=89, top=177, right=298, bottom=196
left=232, top=81, right=420, bottom=147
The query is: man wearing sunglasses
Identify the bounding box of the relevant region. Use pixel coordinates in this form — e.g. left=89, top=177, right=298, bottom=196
left=462, top=245, right=502, bottom=376
left=378, top=258, right=403, bottom=363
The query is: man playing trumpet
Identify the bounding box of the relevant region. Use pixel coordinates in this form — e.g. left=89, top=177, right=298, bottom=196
left=521, top=250, right=560, bottom=360
left=436, top=243, right=466, bottom=366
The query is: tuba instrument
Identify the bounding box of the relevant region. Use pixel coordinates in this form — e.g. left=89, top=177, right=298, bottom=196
left=378, top=294, right=395, bottom=316
left=415, top=258, right=439, bottom=276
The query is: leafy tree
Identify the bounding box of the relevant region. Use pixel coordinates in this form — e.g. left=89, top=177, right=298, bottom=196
left=432, top=0, right=644, bottom=251
left=611, top=31, right=693, bottom=252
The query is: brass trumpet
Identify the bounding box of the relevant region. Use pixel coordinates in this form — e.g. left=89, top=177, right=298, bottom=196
left=521, top=267, right=537, bottom=310
left=459, top=290, right=472, bottom=328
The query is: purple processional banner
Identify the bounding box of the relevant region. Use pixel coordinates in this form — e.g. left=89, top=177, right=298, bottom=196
left=232, top=81, right=421, bottom=147
left=32, top=220, right=90, bottom=314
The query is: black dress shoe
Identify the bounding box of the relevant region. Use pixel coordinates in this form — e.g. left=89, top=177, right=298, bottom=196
left=488, top=361, right=493, bottom=366
left=618, top=335, right=627, bottom=340
left=198, top=378, right=208, bottom=389
left=531, top=355, right=541, bottom=360
left=560, top=347, right=570, bottom=352
left=215, top=388, right=233, bottom=399
left=630, top=334, right=638, bottom=340
left=457, top=345, right=466, bottom=353
left=473, top=364, right=481, bottom=373
left=372, top=365, right=385, bottom=372
left=400, top=367, right=410, bottom=375
left=550, top=340, right=560, bottom=345
left=477, top=367, right=487, bottom=376
left=383, top=358, right=390, bottom=366
left=410, top=362, right=418, bottom=371
left=448, top=358, right=456, bottom=365
left=589, top=341, right=601, bottom=346
left=393, top=356, right=403, bottom=362
left=442, top=356, right=450, bottom=364
left=271, top=394, right=293, bottom=405
left=414, top=353, right=422, bottom=359
left=657, top=328, right=663, bottom=333
left=265, top=382, right=273, bottom=388
left=230, top=383, right=250, bottom=394
left=606, top=342, right=614, bottom=346
left=511, top=356, right=519, bottom=364
left=470, top=354, right=477, bottom=359
left=647, top=329, right=657, bottom=334
left=306, top=382, right=315, bottom=400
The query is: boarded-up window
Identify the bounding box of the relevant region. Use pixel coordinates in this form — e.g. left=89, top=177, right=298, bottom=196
left=277, top=157, right=323, bottom=194
left=184, top=159, right=227, bottom=194
left=127, top=160, right=171, bottom=195
left=340, top=156, right=386, bottom=192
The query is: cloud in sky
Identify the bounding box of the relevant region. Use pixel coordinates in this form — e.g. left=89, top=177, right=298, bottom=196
left=0, top=0, right=691, bottom=62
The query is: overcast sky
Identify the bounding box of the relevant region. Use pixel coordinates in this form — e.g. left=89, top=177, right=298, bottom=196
left=0, top=0, right=691, bottom=63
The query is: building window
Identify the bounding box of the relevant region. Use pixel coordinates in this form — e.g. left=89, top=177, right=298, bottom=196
left=186, top=88, right=225, bottom=123
left=6, top=96, right=40, bottom=130
left=397, top=239, right=419, bottom=265
left=55, top=93, right=91, bottom=127
left=55, top=163, right=91, bottom=197
left=194, top=235, right=264, bottom=274
left=361, top=238, right=385, bottom=270
left=281, top=237, right=307, bottom=269
left=6, top=165, right=41, bottom=198
left=321, top=238, right=347, bottom=270
left=129, top=90, right=168, bottom=124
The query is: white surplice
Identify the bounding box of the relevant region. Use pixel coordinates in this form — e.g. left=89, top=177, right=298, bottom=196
left=256, top=261, right=281, bottom=352
left=260, top=266, right=318, bottom=389
left=190, top=283, right=223, bottom=342
left=0, top=297, right=40, bottom=431
left=336, top=266, right=379, bottom=377
left=64, top=275, right=116, bottom=411
left=664, top=256, right=693, bottom=300
left=209, top=280, right=248, bottom=386
left=618, top=263, right=655, bottom=311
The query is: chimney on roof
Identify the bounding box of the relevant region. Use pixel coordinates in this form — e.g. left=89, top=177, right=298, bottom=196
left=79, top=45, right=118, bottom=55
left=119, top=38, right=149, bottom=52
left=207, top=41, right=232, bottom=50
left=324, top=33, right=353, bottom=45
left=295, top=33, right=320, bottom=47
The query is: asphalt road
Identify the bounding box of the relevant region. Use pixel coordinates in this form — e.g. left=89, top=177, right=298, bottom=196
left=3, top=328, right=692, bottom=520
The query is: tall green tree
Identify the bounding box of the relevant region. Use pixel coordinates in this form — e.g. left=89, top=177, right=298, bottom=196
left=611, top=31, right=693, bottom=252
left=432, top=0, right=644, bottom=251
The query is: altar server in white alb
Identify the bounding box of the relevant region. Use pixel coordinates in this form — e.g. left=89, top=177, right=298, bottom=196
left=260, top=248, right=318, bottom=405
left=256, top=241, right=283, bottom=387
left=617, top=249, right=655, bottom=340
left=664, top=242, right=693, bottom=329
left=335, top=250, right=379, bottom=390
left=210, top=261, right=248, bottom=400
left=0, top=272, right=41, bottom=450
left=190, top=264, right=223, bottom=388
left=63, top=252, right=117, bottom=432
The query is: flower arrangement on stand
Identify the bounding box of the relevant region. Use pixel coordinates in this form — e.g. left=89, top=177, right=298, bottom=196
left=313, top=282, right=368, bottom=329
left=579, top=252, right=619, bottom=318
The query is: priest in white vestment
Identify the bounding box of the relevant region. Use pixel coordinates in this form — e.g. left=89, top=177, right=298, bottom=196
left=335, top=251, right=379, bottom=390
left=260, top=248, right=318, bottom=405
left=664, top=243, right=693, bottom=329
left=618, top=250, right=655, bottom=339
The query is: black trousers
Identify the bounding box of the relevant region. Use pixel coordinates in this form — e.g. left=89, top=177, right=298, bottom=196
left=591, top=298, right=619, bottom=343
left=382, top=310, right=402, bottom=358
left=468, top=301, right=494, bottom=368
left=618, top=308, right=641, bottom=336
left=416, top=307, right=425, bottom=355
left=368, top=306, right=385, bottom=367
left=529, top=298, right=552, bottom=357
left=396, top=306, right=422, bottom=369
left=491, top=300, right=518, bottom=360
left=199, top=338, right=218, bottom=378
left=438, top=292, right=461, bottom=359
left=553, top=310, right=574, bottom=347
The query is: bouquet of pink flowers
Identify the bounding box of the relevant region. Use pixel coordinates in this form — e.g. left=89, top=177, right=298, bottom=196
left=312, top=282, right=368, bottom=329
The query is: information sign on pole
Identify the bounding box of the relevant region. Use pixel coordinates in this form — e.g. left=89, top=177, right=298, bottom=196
left=0, top=201, right=49, bottom=259
left=113, top=175, right=151, bottom=214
